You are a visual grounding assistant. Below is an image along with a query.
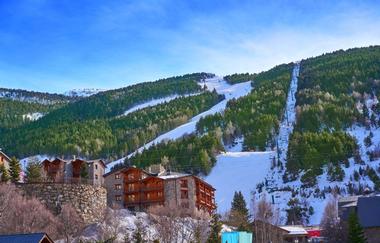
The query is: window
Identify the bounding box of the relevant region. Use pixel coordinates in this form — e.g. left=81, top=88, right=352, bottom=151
left=115, top=184, right=122, bottom=190
left=115, top=173, right=121, bottom=179
left=128, top=194, right=135, bottom=202
left=158, top=192, right=163, bottom=198
left=128, top=184, right=135, bottom=191
left=95, top=164, right=98, bottom=170
left=95, top=175, right=98, bottom=180
left=115, top=195, right=121, bottom=201
left=181, top=190, right=188, bottom=199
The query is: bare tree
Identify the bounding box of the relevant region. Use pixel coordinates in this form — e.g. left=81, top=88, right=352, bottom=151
left=58, top=203, right=85, bottom=243
left=251, top=193, right=279, bottom=225
left=98, top=208, right=123, bottom=242
left=320, top=196, right=348, bottom=242
left=0, top=184, right=60, bottom=239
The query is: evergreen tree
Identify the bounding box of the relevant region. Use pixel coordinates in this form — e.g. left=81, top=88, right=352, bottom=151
left=25, top=161, right=41, bottom=183
left=80, top=163, right=89, bottom=179
left=286, top=198, right=308, bottom=225
left=8, top=156, right=21, bottom=182
left=207, top=213, right=222, bottom=243
left=0, top=164, right=10, bottom=182
left=229, top=191, right=251, bottom=231
left=348, top=212, right=367, bottom=243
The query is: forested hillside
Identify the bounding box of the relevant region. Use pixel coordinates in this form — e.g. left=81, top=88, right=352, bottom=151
left=197, top=64, right=293, bottom=151
left=286, top=46, right=380, bottom=185
left=0, top=73, right=215, bottom=158
left=0, top=99, right=60, bottom=129
left=0, top=87, right=74, bottom=104
left=128, top=132, right=224, bottom=175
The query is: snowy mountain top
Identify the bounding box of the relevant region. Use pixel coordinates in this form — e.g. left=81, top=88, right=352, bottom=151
left=63, top=88, right=106, bottom=97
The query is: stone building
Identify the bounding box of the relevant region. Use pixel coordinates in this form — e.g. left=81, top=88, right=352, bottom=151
left=338, top=194, right=380, bottom=243
left=104, top=165, right=216, bottom=217
left=0, top=150, right=11, bottom=180
left=41, top=158, right=106, bottom=186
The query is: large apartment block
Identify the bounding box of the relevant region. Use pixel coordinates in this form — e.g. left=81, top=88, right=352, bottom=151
left=41, top=158, right=106, bottom=186
left=104, top=165, right=216, bottom=216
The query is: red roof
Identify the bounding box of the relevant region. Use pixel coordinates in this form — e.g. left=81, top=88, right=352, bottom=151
left=307, top=229, right=321, bottom=237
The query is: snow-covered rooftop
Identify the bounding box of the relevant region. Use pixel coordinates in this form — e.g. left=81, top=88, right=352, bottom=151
left=279, top=225, right=308, bottom=235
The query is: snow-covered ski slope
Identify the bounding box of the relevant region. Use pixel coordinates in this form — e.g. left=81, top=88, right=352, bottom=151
left=106, top=78, right=252, bottom=171
left=205, top=151, right=274, bottom=213
left=206, top=63, right=300, bottom=215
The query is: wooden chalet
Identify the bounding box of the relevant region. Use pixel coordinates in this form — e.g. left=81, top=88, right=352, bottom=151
left=104, top=166, right=216, bottom=216
left=40, top=158, right=106, bottom=185
left=41, top=158, right=67, bottom=183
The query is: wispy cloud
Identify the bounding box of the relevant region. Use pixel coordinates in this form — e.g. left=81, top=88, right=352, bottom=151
left=0, top=0, right=379, bottom=92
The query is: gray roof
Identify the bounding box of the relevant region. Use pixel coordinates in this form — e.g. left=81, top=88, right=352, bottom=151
left=357, top=196, right=380, bottom=228
left=0, top=233, right=52, bottom=243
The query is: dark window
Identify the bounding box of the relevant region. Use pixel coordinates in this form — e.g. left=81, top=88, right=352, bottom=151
left=115, top=173, right=121, bottom=179
left=115, top=195, right=121, bottom=201
left=181, top=190, right=188, bottom=199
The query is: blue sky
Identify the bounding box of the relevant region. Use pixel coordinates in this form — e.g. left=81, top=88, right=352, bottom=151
left=0, top=0, right=380, bottom=93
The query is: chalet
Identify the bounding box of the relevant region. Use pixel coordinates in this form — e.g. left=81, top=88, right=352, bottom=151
left=104, top=165, right=216, bottom=217
left=338, top=194, right=380, bottom=243
left=0, top=232, right=54, bottom=243
left=41, top=158, right=106, bottom=186
left=0, top=150, right=11, bottom=180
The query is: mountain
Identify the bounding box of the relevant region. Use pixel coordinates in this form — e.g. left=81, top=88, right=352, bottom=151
left=2, top=46, right=380, bottom=225
left=0, top=73, right=219, bottom=158
left=64, top=88, right=106, bottom=97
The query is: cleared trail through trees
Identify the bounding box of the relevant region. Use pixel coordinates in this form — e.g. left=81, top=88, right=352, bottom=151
left=277, top=62, right=300, bottom=165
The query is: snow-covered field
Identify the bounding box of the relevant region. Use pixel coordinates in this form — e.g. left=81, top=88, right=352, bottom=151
left=205, top=151, right=274, bottom=213
left=106, top=78, right=252, bottom=171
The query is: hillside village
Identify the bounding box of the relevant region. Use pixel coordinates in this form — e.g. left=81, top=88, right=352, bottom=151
left=1, top=47, right=380, bottom=243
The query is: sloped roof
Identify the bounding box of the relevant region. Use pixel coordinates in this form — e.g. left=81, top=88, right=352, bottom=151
left=0, top=151, right=11, bottom=162
left=357, top=196, right=380, bottom=228
left=0, top=233, right=53, bottom=243
left=280, top=226, right=308, bottom=235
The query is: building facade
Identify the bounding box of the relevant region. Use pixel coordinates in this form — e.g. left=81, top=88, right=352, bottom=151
left=104, top=166, right=216, bottom=216
left=338, top=194, right=380, bottom=243
left=41, top=158, right=106, bottom=186
left=0, top=150, right=11, bottom=180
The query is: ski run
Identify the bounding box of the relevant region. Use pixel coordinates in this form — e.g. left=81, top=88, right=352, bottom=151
left=19, top=63, right=380, bottom=226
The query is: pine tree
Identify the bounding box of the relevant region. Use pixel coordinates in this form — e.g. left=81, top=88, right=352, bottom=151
left=25, top=161, right=41, bottom=183
left=348, top=212, right=367, bottom=243
left=0, top=164, right=10, bottom=182
left=80, top=163, right=89, bottom=179
left=207, top=213, right=222, bottom=243
left=8, top=156, right=21, bottom=182
left=229, top=191, right=251, bottom=231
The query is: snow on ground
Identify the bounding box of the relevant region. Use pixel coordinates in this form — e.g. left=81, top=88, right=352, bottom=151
left=205, top=151, right=274, bottom=213
left=64, top=88, right=105, bottom=97
left=122, top=93, right=200, bottom=116
left=106, top=78, right=252, bottom=172
left=260, top=73, right=380, bottom=225
left=224, top=137, right=244, bottom=152
left=22, top=112, right=44, bottom=121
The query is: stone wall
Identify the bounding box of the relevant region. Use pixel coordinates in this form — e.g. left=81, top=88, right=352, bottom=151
left=16, top=183, right=107, bottom=224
